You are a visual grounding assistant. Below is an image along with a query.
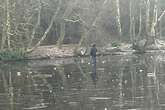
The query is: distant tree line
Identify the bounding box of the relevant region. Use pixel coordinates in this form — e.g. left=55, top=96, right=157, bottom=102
left=0, top=0, right=165, bottom=52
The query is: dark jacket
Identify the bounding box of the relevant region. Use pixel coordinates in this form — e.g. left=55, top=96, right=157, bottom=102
left=90, top=47, right=97, bottom=57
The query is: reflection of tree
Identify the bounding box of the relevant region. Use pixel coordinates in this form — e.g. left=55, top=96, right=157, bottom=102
left=132, top=54, right=161, bottom=108
left=74, top=58, right=88, bottom=79
left=116, top=54, right=162, bottom=109
left=119, top=58, right=125, bottom=108
left=1, top=55, right=165, bottom=109
left=31, top=65, right=65, bottom=106
left=130, top=55, right=146, bottom=107
left=143, top=55, right=158, bottom=107
left=130, top=58, right=136, bottom=105
left=0, top=62, right=28, bottom=110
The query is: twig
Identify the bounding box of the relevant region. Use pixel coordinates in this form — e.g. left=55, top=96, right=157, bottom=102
left=64, top=19, right=80, bottom=23
left=158, top=10, right=165, bottom=22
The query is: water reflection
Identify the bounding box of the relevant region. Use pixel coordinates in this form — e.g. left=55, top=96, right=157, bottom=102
left=1, top=54, right=165, bottom=109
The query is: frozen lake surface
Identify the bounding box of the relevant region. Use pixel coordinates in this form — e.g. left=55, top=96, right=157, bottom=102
left=1, top=54, right=165, bottom=110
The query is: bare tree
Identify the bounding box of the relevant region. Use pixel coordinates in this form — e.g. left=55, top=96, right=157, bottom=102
left=28, top=0, right=42, bottom=48
left=137, top=0, right=143, bottom=38
left=56, top=0, right=79, bottom=47
left=1, top=1, right=6, bottom=50
left=129, top=0, right=133, bottom=42
left=77, top=0, right=108, bottom=47
left=6, top=0, right=11, bottom=49
left=115, top=0, right=122, bottom=41
left=1, top=0, right=165, bottom=54
left=146, top=0, right=151, bottom=36
left=27, top=0, right=61, bottom=52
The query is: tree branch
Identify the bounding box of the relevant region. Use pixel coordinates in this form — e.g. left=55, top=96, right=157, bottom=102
left=64, top=19, right=80, bottom=23
left=28, top=0, right=42, bottom=47
left=158, top=10, right=165, bottom=22
left=27, top=0, right=61, bottom=53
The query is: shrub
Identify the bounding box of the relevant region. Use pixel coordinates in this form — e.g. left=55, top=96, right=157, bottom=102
left=0, top=48, right=27, bottom=61
left=111, top=42, right=120, bottom=47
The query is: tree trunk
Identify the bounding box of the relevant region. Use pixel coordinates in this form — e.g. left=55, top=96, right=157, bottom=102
left=146, top=0, right=158, bottom=46
left=129, top=0, right=136, bottom=43
left=27, top=14, right=56, bottom=52
left=137, top=0, right=142, bottom=38
left=158, top=10, right=165, bottom=38
left=146, top=0, right=151, bottom=36
left=57, top=21, right=65, bottom=48
left=6, top=0, right=11, bottom=49
left=78, top=0, right=108, bottom=47
left=28, top=0, right=41, bottom=48
left=129, top=0, right=133, bottom=42
left=132, top=17, right=136, bottom=41
left=56, top=0, right=79, bottom=47
left=115, top=0, right=122, bottom=41
left=151, top=0, right=158, bottom=37
left=134, top=0, right=161, bottom=52
left=142, top=0, right=157, bottom=49
left=78, top=27, right=88, bottom=47
left=1, top=21, right=7, bottom=50
left=27, top=0, right=61, bottom=53
left=159, top=19, right=162, bottom=38
left=1, top=2, right=6, bottom=50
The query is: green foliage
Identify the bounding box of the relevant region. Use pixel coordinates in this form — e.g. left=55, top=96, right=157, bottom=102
left=111, top=42, right=120, bottom=47
left=0, top=48, right=27, bottom=61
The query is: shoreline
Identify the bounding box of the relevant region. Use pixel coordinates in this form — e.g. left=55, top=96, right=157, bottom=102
left=1, top=43, right=165, bottom=62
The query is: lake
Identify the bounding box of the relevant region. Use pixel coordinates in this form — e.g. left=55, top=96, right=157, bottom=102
left=1, top=53, right=165, bottom=110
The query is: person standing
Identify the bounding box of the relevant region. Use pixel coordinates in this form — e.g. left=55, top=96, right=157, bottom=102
left=90, top=44, right=98, bottom=86
left=90, top=44, right=97, bottom=64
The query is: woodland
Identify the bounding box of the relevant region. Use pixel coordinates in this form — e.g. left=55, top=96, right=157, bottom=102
left=0, top=0, right=165, bottom=60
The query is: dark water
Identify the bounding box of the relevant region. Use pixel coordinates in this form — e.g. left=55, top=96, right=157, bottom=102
left=1, top=54, right=165, bottom=110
